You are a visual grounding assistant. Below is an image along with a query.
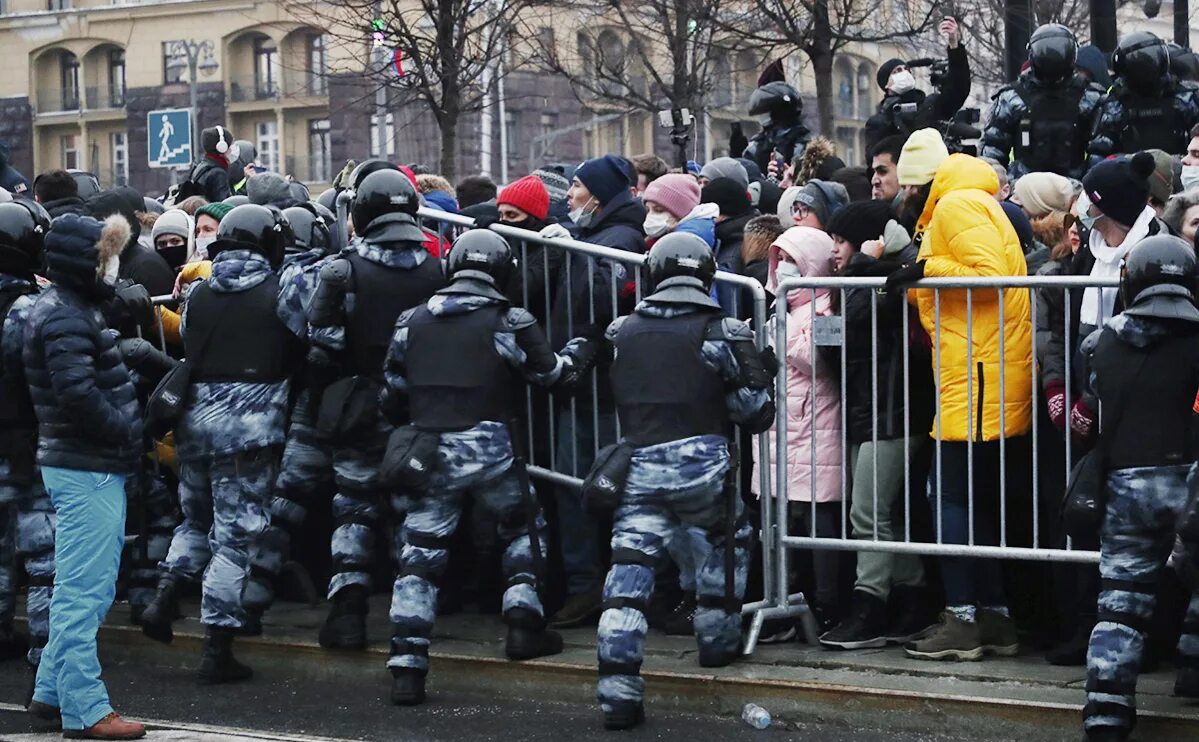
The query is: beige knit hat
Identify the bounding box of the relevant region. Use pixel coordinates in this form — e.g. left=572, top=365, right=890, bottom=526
left=896, top=129, right=950, bottom=187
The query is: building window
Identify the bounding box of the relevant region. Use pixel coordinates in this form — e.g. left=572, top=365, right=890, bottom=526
left=47, top=0, right=69, bottom=9
left=307, top=34, right=327, bottom=96
left=504, top=111, right=519, bottom=156
left=370, top=112, right=395, bottom=158
left=111, top=131, right=128, bottom=186
left=254, top=37, right=278, bottom=99
left=108, top=49, right=126, bottom=107
left=308, top=118, right=331, bottom=182
left=61, top=134, right=78, bottom=170
left=257, top=120, right=279, bottom=172
left=540, top=112, right=557, bottom=140
left=60, top=51, right=79, bottom=110
left=163, top=42, right=186, bottom=84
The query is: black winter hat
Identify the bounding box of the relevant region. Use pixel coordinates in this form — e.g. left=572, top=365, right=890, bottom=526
left=200, top=125, right=234, bottom=157
left=877, top=59, right=905, bottom=90
left=1082, top=151, right=1156, bottom=229
left=701, top=177, right=754, bottom=218
left=824, top=200, right=895, bottom=251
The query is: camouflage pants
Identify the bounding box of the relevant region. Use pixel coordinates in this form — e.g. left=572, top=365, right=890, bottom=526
left=597, top=471, right=751, bottom=711
left=0, top=463, right=54, bottom=666
left=328, top=420, right=405, bottom=599
left=162, top=448, right=278, bottom=629
left=246, top=394, right=333, bottom=612
left=388, top=466, right=545, bottom=675
left=1085, top=464, right=1199, bottom=733
left=123, top=472, right=178, bottom=614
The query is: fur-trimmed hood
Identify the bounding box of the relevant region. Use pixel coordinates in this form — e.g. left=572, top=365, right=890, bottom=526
left=796, top=136, right=843, bottom=186
left=44, top=213, right=129, bottom=296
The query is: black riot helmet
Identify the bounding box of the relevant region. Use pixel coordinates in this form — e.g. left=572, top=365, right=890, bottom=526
left=444, top=229, right=513, bottom=301
left=351, top=169, right=419, bottom=234
left=645, top=232, right=719, bottom=308
left=1120, top=234, right=1199, bottom=321
left=346, top=158, right=400, bottom=197
left=0, top=200, right=50, bottom=275
left=283, top=205, right=332, bottom=255
left=316, top=187, right=337, bottom=212
left=748, top=82, right=803, bottom=127
left=210, top=203, right=292, bottom=268
left=223, top=194, right=250, bottom=206
left=1113, top=31, right=1171, bottom=92
left=1028, top=24, right=1078, bottom=84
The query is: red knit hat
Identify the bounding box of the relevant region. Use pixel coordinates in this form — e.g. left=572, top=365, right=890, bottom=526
left=498, top=175, right=550, bottom=221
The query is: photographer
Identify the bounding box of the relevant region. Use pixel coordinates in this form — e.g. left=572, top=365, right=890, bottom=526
left=980, top=24, right=1103, bottom=180
left=864, top=17, right=971, bottom=157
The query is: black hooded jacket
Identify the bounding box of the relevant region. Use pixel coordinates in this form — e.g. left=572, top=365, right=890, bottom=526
left=87, top=188, right=175, bottom=297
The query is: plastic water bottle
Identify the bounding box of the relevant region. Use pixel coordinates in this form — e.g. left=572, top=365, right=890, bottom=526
left=741, top=703, right=771, bottom=730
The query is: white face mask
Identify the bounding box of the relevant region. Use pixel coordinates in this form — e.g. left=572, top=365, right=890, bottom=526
left=889, top=70, right=916, bottom=95
left=100, top=255, right=120, bottom=286
left=569, top=197, right=596, bottom=229
left=194, top=235, right=215, bottom=260
left=643, top=212, right=674, bottom=238
left=775, top=261, right=800, bottom=280
left=1182, top=164, right=1199, bottom=192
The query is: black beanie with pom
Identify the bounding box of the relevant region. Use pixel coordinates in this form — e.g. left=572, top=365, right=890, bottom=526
left=1081, top=151, right=1156, bottom=229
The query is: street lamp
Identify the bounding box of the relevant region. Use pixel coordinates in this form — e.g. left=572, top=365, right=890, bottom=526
left=165, top=39, right=218, bottom=169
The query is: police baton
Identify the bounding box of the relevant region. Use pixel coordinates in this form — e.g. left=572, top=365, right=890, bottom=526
left=508, top=419, right=547, bottom=601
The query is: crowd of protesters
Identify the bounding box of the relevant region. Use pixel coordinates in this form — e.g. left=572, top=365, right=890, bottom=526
left=1, top=18, right=1199, bottom=742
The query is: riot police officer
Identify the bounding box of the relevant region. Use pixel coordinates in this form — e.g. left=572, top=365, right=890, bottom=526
left=865, top=17, right=971, bottom=157
left=595, top=233, right=776, bottom=730
left=243, top=202, right=342, bottom=629
left=381, top=229, right=599, bottom=705
left=0, top=201, right=53, bottom=673
left=980, top=24, right=1104, bottom=179
left=1078, top=235, right=1199, bottom=741
left=139, top=205, right=304, bottom=685
left=743, top=81, right=811, bottom=175
left=1089, top=32, right=1199, bottom=162
left=306, top=168, right=446, bottom=650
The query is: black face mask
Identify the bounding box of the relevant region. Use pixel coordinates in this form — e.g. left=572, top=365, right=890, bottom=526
left=156, top=242, right=188, bottom=271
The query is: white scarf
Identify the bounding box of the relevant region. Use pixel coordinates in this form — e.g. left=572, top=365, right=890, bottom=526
left=1080, top=206, right=1156, bottom=328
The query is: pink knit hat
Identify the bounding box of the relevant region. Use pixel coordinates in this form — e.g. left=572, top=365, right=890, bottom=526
left=642, top=173, right=702, bottom=221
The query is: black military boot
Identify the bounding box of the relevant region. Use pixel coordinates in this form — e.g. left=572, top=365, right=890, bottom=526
left=197, top=626, right=253, bottom=685
left=1175, top=665, right=1199, bottom=698
left=390, top=668, right=426, bottom=706
left=603, top=701, right=645, bottom=731
left=239, top=608, right=264, bottom=637
left=504, top=608, right=564, bottom=661
left=139, top=573, right=180, bottom=644
left=318, top=585, right=368, bottom=650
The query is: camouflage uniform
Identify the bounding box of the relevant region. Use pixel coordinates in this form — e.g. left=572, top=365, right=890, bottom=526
left=1079, top=314, right=1199, bottom=734
left=162, top=250, right=302, bottom=629
left=596, top=301, right=771, bottom=715
left=382, top=292, right=591, bottom=674
left=1087, top=78, right=1199, bottom=164
left=244, top=246, right=336, bottom=612
left=0, top=277, right=52, bottom=665
left=309, top=240, right=436, bottom=600
left=978, top=72, right=1103, bottom=180
left=122, top=473, right=178, bottom=618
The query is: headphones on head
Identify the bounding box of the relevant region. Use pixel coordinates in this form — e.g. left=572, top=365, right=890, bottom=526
left=215, top=125, right=230, bottom=154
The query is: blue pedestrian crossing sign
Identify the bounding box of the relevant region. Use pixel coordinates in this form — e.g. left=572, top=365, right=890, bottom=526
left=148, top=108, right=193, bottom=169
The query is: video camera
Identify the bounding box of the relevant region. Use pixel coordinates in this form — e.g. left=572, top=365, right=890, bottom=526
left=906, top=57, right=952, bottom=93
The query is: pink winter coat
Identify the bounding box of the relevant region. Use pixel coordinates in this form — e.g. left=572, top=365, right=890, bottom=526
left=755, top=227, right=843, bottom=503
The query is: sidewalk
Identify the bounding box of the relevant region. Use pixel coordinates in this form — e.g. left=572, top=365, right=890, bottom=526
left=57, top=595, right=1199, bottom=741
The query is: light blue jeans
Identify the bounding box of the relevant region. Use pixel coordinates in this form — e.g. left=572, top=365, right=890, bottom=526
left=32, top=466, right=127, bottom=731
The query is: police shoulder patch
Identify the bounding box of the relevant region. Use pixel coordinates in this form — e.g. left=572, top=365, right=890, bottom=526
left=505, top=307, right=538, bottom=331
left=707, top=316, right=752, bottom=342
left=395, top=306, right=420, bottom=327
left=605, top=316, right=627, bottom=341
left=318, top=257, right=352, bottom=281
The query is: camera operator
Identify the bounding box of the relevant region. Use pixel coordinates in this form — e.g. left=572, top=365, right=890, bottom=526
left=864, top=17, right=971, bottom=157
left=1089, top=31, right=1199, bottom=162
left=980, top=24, right=1104, bottom=180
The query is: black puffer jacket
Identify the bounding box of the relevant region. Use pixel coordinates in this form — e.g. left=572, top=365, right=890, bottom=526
left=835, top=245, right=935, bottom=444
left=23, top=213, right=142, bottom=474
left=42, top=196, right=88, bottom=219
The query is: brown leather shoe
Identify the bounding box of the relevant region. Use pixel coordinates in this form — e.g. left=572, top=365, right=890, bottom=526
left=62, top=712, right=146, bottom=740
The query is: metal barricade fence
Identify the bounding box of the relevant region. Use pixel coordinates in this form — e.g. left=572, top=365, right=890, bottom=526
left=751, top=273, right=1121, bottom=652
left=415, top=209, right=789, bottom=626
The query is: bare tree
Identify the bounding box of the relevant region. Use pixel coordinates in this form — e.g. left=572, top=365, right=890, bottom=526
left=529, top=1, right=770, bottom=125
left=720, top=0, right=939, bottom=135
left=287, top=0, right=532, bottom=180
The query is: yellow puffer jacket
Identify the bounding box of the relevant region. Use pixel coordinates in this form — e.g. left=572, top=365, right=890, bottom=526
left=912, top=154, right=1032, bottom=442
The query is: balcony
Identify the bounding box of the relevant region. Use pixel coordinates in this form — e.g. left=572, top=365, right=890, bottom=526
left=286, top=152, right=334, bottom=185
left=37, top=88, right=80, bottom=114
left=228, top=73, right=328, bottom=105
left=85, top=86, right=125, bottom=110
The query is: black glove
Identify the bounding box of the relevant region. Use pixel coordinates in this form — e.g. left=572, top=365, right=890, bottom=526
left=759, top=346, right=780, bottom=380
left=112, top=281, right=154, bottom=327
left=473, top=213, right=499, bottom=229
left=305, top=346, right=342, bottom=394
left=884, top=260, right=926, bottom=293
left=557, top=336, right=602, bottom=390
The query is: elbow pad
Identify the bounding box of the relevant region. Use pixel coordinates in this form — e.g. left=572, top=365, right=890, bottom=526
left=307, top=258, right=351, bottom=327
left=730, top=339, right=777, bottom=390
left=742, top=400, right=776, bottom=436
left=118, top=337, right=178, bottom=373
